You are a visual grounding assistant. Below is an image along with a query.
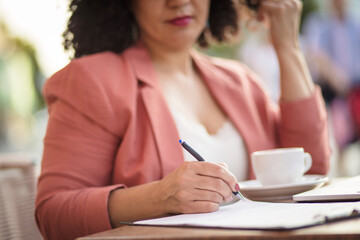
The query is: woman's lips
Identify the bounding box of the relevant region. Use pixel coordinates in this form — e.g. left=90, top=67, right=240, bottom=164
left=167, top=16, right=193, bottom=26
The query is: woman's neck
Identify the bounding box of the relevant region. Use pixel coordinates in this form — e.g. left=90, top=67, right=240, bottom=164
left=141, top=38, right=194, bottom=76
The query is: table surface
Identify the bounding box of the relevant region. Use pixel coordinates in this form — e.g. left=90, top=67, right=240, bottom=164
left=78, top=178, right=360, bottom=240
left=78, top=218, right=360, bottom=240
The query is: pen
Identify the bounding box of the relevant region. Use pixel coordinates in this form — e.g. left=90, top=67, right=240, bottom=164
left=179, top=139, right=245, bottom=201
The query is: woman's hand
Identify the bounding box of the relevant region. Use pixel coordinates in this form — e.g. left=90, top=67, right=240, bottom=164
left=157, top=161, right=239, bottom=214
left=258, top=0, right=302, bottom=50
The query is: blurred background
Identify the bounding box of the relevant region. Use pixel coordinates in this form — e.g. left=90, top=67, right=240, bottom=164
left=0, top=0, right=359, bottom=176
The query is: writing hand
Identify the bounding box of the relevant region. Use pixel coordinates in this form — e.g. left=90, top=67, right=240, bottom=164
left=157, top=161, right=239, bottom=214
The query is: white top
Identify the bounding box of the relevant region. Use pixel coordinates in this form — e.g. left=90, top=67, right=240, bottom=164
left=170, top=110, right=248, bottom=181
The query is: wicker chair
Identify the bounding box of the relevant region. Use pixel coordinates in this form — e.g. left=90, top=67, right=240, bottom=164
left=0, top=153, right=42, bottom=240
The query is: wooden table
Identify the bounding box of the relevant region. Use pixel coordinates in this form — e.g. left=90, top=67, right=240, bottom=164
left=78, top=178, right=360, bottom=240
left=78, top=217, right=360, bottom=240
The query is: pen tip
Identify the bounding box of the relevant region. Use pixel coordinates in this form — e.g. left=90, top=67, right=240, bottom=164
left=233, top=191, right=246, bottom=201
left=179, top=139, right=182, bottom=144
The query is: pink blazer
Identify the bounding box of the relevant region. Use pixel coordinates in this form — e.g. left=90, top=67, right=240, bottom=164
left=35, top=42, right=330, bottom=240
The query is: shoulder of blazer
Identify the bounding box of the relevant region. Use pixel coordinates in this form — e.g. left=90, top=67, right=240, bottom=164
left=44, top=51, right=137, bottom=137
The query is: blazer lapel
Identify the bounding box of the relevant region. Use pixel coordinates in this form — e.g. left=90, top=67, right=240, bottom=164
left=125, top=43, right=184, bottom=177
left=140, top=87, right=184, bottom=177
left=124, top=44, right=265, bottom=179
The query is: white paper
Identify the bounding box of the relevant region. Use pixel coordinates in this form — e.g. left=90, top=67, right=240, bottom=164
left=135, top=200, right=360, bottom=229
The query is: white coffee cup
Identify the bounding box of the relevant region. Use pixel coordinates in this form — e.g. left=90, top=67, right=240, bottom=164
left=251, top=148, right=312, bottom=186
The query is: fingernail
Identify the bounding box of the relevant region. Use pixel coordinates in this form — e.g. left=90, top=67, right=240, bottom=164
left=235, top=183, right=240, bottom=192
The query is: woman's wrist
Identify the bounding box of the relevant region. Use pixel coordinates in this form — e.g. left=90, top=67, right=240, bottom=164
left=108, top=180, right=170, bottom=228
left=149, top=179, right=171, bottom=215
left=275, top=43, right=315, bottom=102
left=273, top=38, right=301, bottom=55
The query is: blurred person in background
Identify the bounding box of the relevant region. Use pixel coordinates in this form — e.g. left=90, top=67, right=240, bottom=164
left=35, top=0, right=330, bottom=239
left=0, top=21, right=45, bottom=152
left=302, top=0, right=360, bottom=175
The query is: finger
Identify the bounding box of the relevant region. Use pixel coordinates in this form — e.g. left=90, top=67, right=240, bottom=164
left=177, top=162, right=234, bottom=201
left=260, top=0, right=300, bottom=14
left=193, top=188, right=226, bottom=203
left=258, top=0, right=301, bottom=33
left=260, top=1, right=285, bottom=14
left=195, top=175, right=234, bottom=201
left=193, top=162, right=239, bottom=192
left=216, top=162, right=228, bottom=169
left=261, top=0, right=299, bottom=5
left=256, top=1, right=277, bottom=23
left=173, top=186, right=224, bottom=203
left=178, top=200, right=219, bottom=214
left=177, top=162, right=237, bottom=201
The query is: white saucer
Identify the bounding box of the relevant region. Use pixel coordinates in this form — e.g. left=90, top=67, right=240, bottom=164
left=239, top=175, right=328, bottom=201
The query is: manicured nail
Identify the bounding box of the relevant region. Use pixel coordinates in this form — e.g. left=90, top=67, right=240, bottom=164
left=235, top=183, right=241, bottom=192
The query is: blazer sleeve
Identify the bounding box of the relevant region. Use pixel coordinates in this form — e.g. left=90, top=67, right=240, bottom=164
left=278, top=86, right=331, bottom=174
left=35, top=58, right=128, bottom=240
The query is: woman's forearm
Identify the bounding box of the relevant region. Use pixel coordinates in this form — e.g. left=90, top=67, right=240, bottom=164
left=276, top=45, right=315, bottom=102
left=108, top=180, right=168, bottom=228
left=259, top=0, right=314, bottom=102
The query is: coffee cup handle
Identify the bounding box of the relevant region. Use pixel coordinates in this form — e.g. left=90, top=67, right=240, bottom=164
left=303, top=152, right=312, bottom=173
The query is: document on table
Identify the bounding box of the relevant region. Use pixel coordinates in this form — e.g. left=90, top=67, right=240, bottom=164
left=134, top=200, right=360, bottom=230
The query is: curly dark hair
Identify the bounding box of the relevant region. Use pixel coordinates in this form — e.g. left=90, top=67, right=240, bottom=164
left=63, top=0, right=239, bottom=58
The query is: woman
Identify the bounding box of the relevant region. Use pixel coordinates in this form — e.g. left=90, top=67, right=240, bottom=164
left=35, top=0, right=330, bottom=239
